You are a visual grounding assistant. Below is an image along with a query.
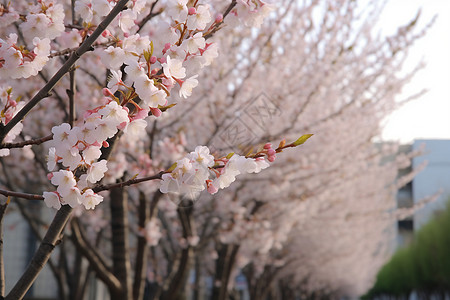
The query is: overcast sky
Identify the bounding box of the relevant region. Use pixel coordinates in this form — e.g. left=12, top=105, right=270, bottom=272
left=379, top=0, right=450, bottom=143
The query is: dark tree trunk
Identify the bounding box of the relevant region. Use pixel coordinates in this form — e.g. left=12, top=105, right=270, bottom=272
left=211, top=244, right=240, bottom=300
left=109, top=187, right=132, bottom=300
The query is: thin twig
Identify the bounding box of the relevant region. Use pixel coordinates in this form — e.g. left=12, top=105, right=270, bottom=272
left=0, top=190, right=44, bottom=201
left=0, top=171, right=165, bottom=202
left=92, top=171, right=165, bottom=193
left=136, top=0, right=161, bottom=33
left=204, top=0, right=237, bottom=40
left=0, top=134, right=52, bottom=149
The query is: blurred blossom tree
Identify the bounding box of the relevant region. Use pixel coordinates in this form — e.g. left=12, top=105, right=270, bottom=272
left=0, top=0, right=430, bottom=299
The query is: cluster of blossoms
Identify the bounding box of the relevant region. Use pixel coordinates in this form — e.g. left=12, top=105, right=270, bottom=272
left=0, top=87, right=24, bottom=156
left=229, top=0, right=274, bottom=27
left=44, top=100, right=145, bottom=210
left=0, top=0, right=64, bottom=79
left=0, top=0, right=277, bottom=211
left=0, top=3, right=19, bottom=28
left=0, top=33, right=50, bottom=79
left=19, top=0, right=65, bottom=42
left=159, top=145, right=271, bottom=199
left=98, top=1, right=222, bottom=116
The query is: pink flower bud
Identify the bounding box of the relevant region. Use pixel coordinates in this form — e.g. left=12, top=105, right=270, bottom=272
left=162, top=43, right=171, bottom=54
left=188, top=7, right=197, bottom=15
left=102, top=141, right=109, bottom=148
left=132, top=108, right=149, bottom=121
left=267, top=148, right=276, bottom=156
left=264, top=143, right=272, bottom=150
left=215, top=13, right=223, bottom=23
left=268, top=155, right=276, bottom=162
left=7, top=99, right=17, bottom=107
left=150, top=56, right=157, bottom=64
left=150, top=107, right=162, bottom=117
left=102, top=88, right=113, bottom=96
left=102, top=30, right=110, bottom=37
left=158, top=56, right=167, bottom=64
left=118, top=121, right=128, bottom=130
left=207, top=180, right=218, bottom=194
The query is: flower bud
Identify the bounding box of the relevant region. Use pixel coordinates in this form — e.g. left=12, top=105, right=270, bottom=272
left=267, top=148, right=276, bottom=156
left=215, top=13, right=223, bottom=23
left=150, top=107, right=162, bottom=117
left=102, top=30, right=110, bottom=37
left=102, top=88, right=113, bottom=96
left=188, top=7, right=197, bottom=15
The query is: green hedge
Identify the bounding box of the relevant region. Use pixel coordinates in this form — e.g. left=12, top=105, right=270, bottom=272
left=365, top=202, right=450, bottom=298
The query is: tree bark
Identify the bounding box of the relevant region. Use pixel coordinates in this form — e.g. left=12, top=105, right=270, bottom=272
left=0, top=201, right=8, bottom=297
left=160, top=201, right=194, bottom=300
left=109, top=187, right=132, bottom=300
left=133, top=193, right=149, bottom=300
left=211, top=243, right=240, bottom=300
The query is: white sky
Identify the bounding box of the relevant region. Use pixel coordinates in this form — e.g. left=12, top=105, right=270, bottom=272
left=380, top=0, right=450, bottom=143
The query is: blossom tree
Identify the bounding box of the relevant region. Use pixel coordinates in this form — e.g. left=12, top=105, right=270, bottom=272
left=0, top=0, right=429, bottom=299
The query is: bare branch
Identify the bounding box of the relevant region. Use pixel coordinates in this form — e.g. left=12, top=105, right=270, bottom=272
left=0, top=134, right=52, bottom=149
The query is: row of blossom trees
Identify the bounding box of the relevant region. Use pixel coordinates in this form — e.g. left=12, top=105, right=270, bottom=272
left=0, top=0, right=429, bottom=299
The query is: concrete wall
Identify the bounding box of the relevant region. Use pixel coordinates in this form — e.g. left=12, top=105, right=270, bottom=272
left=412, top=139, right=450, bottom=230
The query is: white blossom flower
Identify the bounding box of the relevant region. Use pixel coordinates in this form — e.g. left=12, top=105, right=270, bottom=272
left=187, top=145, right=214, bottom=167
left=51, top=170, right=77, bottom=197
left=182, top=33, right=205, bottom=54
left=98, top=101, right=129, bottom=128
left=179, top=75, right=198, bottom=98
left=101, top=46, right=126, bottom=70
left=146, top=90, right=167, bottom=108
left=107, top=70, right=123, bottom=93
left=162, top=56, right=186, bottom=79
left=134, top=75, right=159, bottom=103
left=118, top=9, right=137, bottom=33
left=123, top=119, right=147, bottom=140
left=43, top=191, right=61, bottom=210
left=92, top=0, right=112, bottom=17
left=51, top=123, right=78, bottom=147
left=47, top=147, right=58, bottom=171
left=75, top=0, right=93, bottom=23
left=167, top=0, right=188, bottom=22
left=83, top=146, right=102, bottom=164
left=186, top=5, right=211, bottom=31
left=58, top=145, right=82, bottom=170
left=86, top=160, right=108, bottom=183
left=81, top=189, right=103, bottom=210
left=63, top=187, right=83, bottom=208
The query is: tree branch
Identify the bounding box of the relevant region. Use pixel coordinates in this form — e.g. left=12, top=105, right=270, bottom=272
left=0, top=200, right=9, bottom=297
left=109, top=186, right=132, bottom=299
left=92, top=171, right=165, bottom=193
left=132, top=192, right=149, bottom=300
left=70, top=218, right=122, bottom=295
left=0, top=171, right=164, bottom=201
left=0, top=134, right=52, bottom=149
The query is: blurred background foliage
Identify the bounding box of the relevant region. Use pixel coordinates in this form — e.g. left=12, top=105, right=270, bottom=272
left=365, top=199, right=450, bottom=298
